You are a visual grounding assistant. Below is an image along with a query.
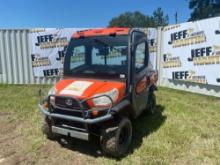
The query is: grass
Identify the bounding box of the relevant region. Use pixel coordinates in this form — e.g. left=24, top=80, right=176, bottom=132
left=0, top=84, right=220, bottom=164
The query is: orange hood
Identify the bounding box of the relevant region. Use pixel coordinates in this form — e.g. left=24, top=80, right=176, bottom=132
left=54, top=79, right=126, bottom=104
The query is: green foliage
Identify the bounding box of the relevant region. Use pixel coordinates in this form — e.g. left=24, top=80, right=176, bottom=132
left=152, top=7, right=169, bottom=27
left=108, top=11, right=154, bottom=28
left=189, top=0, right=220, bottom=21
left=108, top=8, right=169, bottom=28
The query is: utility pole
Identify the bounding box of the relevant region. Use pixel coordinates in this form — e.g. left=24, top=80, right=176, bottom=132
left=175, top=12, right=178, bottom=24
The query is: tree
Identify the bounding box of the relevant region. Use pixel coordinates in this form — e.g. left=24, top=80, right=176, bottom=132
left=188, top=0, right=220, bottom=21
left=108, top=11, right=155, bottom=28
left=152, top=7, right=169, bottom=26
left=108, top=8, right=169, bottom=28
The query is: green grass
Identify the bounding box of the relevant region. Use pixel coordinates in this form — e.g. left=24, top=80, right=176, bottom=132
left=0, top=84, right=220, bottom=165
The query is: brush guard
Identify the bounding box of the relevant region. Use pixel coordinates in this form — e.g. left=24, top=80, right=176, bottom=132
left=38, top=94, right=130, bottom=124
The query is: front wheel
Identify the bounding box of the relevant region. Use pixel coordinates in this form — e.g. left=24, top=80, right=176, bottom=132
left=100, top=117, right=132, bottom=157
left=42, top=118, right=60, bottom=140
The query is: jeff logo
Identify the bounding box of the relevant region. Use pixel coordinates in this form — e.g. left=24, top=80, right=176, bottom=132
left=188, top=46, right=212, bottom=61
left=169, top=30, right=187, bottom=43
left=35, top=33, right=68, bottom=49
left=35, top=34, right=53, bottom=46
left=43, top=68, right=63, bottom=77
left=31, top=54, right=51, bottom=67
left=168, top=28, right=206, bottom=48
left=148, top=39, right=157, bottom=53
left=56, top=46, right=67, bottom=64
left=163, top=53, right=181, bottom=68
left=188, top=45, right=220, bottom=65
left=172, top=70, right=207, bottom=84
left=172, top=71, right=189, bottom=80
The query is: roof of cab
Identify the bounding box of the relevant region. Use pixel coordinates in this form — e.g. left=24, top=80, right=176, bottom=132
left=72, top=27, right=129, bottom=38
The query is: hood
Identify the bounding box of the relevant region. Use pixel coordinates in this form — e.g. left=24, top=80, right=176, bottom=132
left=54, top=78, right=126, bottom=102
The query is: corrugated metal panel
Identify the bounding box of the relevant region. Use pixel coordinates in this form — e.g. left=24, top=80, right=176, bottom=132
left=0, top=29, right=59, bottom=84
left=0, top=30, right=87, bottom=84
left=0, top=30, right=29, bottom=84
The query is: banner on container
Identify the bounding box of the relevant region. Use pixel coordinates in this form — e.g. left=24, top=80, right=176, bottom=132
left=30, top=28, right=83, bottom=77
left=162, top=17, right=220, bottom=86
left=146, top=28, right=158, bottom=70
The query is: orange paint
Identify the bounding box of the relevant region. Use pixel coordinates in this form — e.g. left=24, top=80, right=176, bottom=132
left=54, top=78, right=126, bottom=108
left=135, top=76, right=147, bottom=94
left=72, top=28, right=129, bottom=38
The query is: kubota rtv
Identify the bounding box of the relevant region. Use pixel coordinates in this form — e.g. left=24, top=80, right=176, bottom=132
left=39, top=28, right=158, bottom=157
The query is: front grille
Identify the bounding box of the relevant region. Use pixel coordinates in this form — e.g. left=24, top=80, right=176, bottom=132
left=51, top=107, right=84, bottom=117
left=55, top=96, right=87, bottom=109
left=49, top=96, right=90, bottom=119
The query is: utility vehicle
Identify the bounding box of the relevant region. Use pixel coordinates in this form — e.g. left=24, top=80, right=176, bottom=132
left=39, top=28, right=158, bottom=157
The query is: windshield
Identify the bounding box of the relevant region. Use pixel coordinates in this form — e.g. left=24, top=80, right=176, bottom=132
left=64, top=35, right=128, bottom=78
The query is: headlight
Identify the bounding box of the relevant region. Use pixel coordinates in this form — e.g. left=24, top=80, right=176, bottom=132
left=48, top=87, right=56, bottom=106
left=48, top=86, right=56, bottom=95
left=93, top=88, right=119, bottom=106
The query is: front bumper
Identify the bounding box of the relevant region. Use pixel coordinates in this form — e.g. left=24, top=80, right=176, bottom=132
left=39, top=97, right=130, bottom=140
left=38, top=99, right=130, bottom=124
left=38, top=103, right=113, bottom=124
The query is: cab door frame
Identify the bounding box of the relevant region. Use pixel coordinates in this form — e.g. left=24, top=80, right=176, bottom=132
left=128, top=29, right=150, bottom=118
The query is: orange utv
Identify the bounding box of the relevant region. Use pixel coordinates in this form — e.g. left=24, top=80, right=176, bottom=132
left=39, top=28, right=158, bottom=157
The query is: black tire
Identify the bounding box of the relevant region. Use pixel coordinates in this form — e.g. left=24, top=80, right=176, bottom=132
left=100, top=117, right=132, bottom=157
left=42, top=118, right=59, bottom=140
left=146, top=93, right=156, bottom=115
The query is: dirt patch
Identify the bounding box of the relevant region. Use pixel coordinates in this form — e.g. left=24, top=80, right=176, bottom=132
left=31, top=137, right=103, bottom=165
left=0, top=112, right=11, bottom=116
left=0, top=113, right=28, bottom=165
left=0, top=112, right=102, bottom=165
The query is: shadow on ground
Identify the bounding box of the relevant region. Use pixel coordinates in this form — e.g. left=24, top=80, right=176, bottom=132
left=56, top=104, right=166, bottom=158
left=130, top=105, right=166, bottom=154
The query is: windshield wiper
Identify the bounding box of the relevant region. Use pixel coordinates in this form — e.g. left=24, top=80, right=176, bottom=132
left=94, top=38, right=122, bottom=53
left=82, top=70, right=95, bottom=74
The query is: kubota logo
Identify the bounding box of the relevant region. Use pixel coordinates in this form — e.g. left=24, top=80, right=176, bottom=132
left=65, top=99, right=73, bottom=106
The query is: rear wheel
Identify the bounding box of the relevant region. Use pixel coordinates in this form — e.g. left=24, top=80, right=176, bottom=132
left=100, top=117, right=132, bottom=157
left=146, top=93, right=156, bottom=115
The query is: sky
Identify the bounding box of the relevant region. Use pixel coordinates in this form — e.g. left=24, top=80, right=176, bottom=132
left=0, top=0, right=191, bottom=28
